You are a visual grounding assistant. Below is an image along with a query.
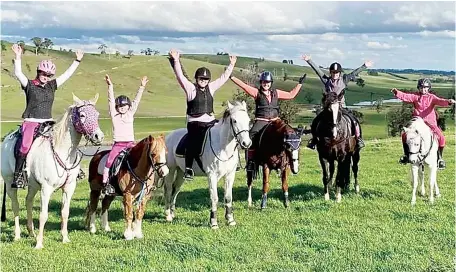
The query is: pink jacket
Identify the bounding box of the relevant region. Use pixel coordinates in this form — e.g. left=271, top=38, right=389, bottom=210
left=394, top=90, right=450, bottom=126
left=108, top=85, right=144, bottom=142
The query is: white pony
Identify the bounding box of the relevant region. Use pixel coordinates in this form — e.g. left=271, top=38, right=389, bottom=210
left=163, top=101, right=252, bottom=229
left=1, top=94, right=104, bottom=249
left=402, top=117, right=440, bottom=205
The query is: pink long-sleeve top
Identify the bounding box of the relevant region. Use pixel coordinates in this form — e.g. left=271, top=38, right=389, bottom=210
left=172, top=58, right=234, bottom=122
left=231, top=76, right=302, bottom=120
left=108, top=84, right=144, bottom=142
left=393, top=90, right=450, bottom=125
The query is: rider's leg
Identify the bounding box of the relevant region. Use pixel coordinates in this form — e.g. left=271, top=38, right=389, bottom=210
left=307, top=112, right=323, bottom=149
left=344, top=109, right=365, bottom=149
left=184, top=121, right=201, bottom=180
left=12, top=121, right=40, bottom=189
left=433, top=126, right=446, bottom=169
left=399, top=132, right=409, bottom=164
left=103, top=142, right=129, bottom=195
left=246, top=120, right=269, bottom=171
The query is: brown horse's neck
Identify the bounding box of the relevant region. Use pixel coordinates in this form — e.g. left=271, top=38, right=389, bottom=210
left=127, top=138, right=151, bottom=177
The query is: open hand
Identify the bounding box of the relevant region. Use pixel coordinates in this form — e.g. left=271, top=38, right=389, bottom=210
left=75, top=49, right=84, bottom=61
left=229, top=55, right=237, bottom=65
left=364, top=60, right=373, bottom=68
left=168, top=49, right=180, bottom=60
left=301, top=54, right=311, bottom=61
left=12, top=44, right=22, bottom=57
left=140, top=76, right=149, bottom=87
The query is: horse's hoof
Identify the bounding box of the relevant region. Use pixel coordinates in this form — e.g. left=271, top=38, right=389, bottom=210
left=411, top=201, right=416, bottom=206
left=89, top=226, right=97, bottom=234
left=436, top=194, right=442, bottom=198
left=124, top=231, right=134, bottom=241
left=227, top=220, right=236, bottom=226
left=104, top=226, right=111, bottom=232
left=261, top=205, right=267, bottom=210
left=14, top=235, right=21, bottom=241
left=135, top=232, right=144, bottom=239
left=165, top=215, right=173, bottom=222
left=324, top=193, right=330, bottom=201
left=211, top=224, right=219, bottom=230
left=62, top=237, right=70, bottom=244
left=35, top=244, right=43, bottom=250
left=355, top=185, right=360, bottom=194
left=336, top=195, right=342, bottom=203
left=28, top=232, right=36, bottom=238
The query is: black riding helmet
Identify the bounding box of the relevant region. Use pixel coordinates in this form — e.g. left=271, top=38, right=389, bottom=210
left=115, top=95, right=131, bottom=107
left=195, top=67, right=211, bottom=80
left=329, top=62, right=343, bottom=73
left=417, top=78, right=431, bottom=89
left=259, top=71, right=273, bottom=82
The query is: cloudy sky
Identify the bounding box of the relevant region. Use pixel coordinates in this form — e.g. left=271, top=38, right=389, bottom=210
left=2, top=1, right=455, bottom=70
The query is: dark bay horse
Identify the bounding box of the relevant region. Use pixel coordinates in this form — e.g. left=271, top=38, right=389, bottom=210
left=86, top=135, right=169, bottom=240
left=247, top=119, right=305, bottom=209
left=315, top=92, right=360, bottom=202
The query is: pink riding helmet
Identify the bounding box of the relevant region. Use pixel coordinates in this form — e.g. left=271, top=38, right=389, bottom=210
left=37, top=60, right=56, bottom=75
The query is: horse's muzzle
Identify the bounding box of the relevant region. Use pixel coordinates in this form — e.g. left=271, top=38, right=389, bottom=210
left=88, top=130, right=104, bottom=146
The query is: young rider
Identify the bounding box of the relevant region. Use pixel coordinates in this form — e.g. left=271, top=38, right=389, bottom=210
left=11, top=44, right=84, bottom=189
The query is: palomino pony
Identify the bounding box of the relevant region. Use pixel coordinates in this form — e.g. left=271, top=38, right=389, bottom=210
left=315, top=92, right=360, bottom=202
left=164, top=101, right=251, bottom=229
left=1, top=94, right=104, bottom=249
left=402, top=117, right=440, bottom=205
left=247, top=119, right=305, bottom=209
left=86, top=135, right=169, bottom=240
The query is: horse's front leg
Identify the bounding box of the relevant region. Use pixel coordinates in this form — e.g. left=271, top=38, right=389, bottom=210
left=133, top=193, right=151, bottom=239
left=26, top=184, right=39, bottom=238
left=122, top=192, right=134, bottom=240
left=35, top=184, right=53, bottom=249
left=319, top=156, right=330, bottom=201
left=208, top=174, right=219, bottom=229
left=419, top=164, right=425, bottom=197
left=224, top=170, right=236, bottom=226
left=429, top=165, right=438, bottom=204
left=101, top=195, right=115, bottom=232
left=6, top=185, right=21, bottom=241
left=61, top=180, right=77, bottom=244
left=246, top=163, right=254, bottom=208
left=410, top=164, right=420, bottom=205
left=261, top=165, right=270, bottom=209
left=281, top=166, right=290, bottom=208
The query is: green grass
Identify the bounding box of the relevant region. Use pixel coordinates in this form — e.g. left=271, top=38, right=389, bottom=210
left=1, top=133, right=454, bottom=271
left=2, top=45, right=454, bottom=121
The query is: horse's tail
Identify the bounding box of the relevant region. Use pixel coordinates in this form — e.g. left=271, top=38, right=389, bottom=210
left=1, top=182, right=6, bottom=222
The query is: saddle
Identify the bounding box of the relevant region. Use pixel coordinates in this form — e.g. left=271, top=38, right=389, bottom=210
left=97, top=148, right=131, bottom=195
left=176, top=128, right=211, bottom=158
left=13, top=121, right=55, bottom=160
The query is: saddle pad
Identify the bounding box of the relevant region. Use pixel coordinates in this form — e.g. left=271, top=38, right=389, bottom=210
left=96, top=149, right=129, bottom=176
left=97, top=152, right=110, bottom=175
left=176, top=129, right=210, bottom=158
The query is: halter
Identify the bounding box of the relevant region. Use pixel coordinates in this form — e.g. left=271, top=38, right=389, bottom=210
left=408, top=133, right=434, bottom=164
left=209, top=112, right=249, bottom=162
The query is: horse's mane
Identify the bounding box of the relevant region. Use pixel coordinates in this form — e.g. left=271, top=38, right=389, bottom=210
left=406, top=117, right=429, bottom=133
left=52, top=106, right=73, bottom=146
left=268, top=119, right=294, bottom=134
left=222, top=101, right=245, bottom=123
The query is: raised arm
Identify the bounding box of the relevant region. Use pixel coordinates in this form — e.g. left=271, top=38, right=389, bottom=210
left=208, top=55, right=236, bottom=95
left=391, top=88, right=417, bottom=103
left=301, top=55, right=327, bottom=85
left=56, top=50, right=83, bottom=88
left=431, top=94, right=452, bottom=107
left=169, top=49, right=196, bottom=101
left=230, top=76, right=258, bottom=98
left=130, top=76, right=148, bottom=114
left=12, top=44, right=28, bottom=88
left=276, top=74, right=306, bottom=100
left=344, top=60, right=373, bottom=82
left=105, top=75, right=116, bottom=117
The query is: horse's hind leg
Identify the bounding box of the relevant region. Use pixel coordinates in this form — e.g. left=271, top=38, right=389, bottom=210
left=61, top=180, right=77, bottom=244
left=86, top=189, right=101, bottom=233
left=101, top=194, right=115, bottom=232
left=224, top=170, right=236, bottom=226
left=352, top=151, right=360, bottom=193
left=429, top=165, right=437, bottom=204
left=281, top=166, right=290, bottom=208
left=170, top=170, right=185, bottom=220
left=6, top=185, right=21, bottom=241
left=410, top=165, right=420, bottom=205
left=35, top=184, right=53, bottom=249
left=26, top=184, right=40, bottom=238
left=208, top=174, right=219, bottom=229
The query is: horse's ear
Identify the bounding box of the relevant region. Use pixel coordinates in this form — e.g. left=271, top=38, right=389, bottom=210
left=147, top=134, right=153, bottom=143
left=89, top=93, right=99, bottom=105
left=227, top=101, right=234, bottom=110
left=337, top=91, right=345, bottom=100
left=72, top=92, right=83, bottom=106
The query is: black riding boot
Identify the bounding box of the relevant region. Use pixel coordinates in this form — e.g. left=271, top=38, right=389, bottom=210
left=438, top=147, right=445, bottom=169
left=399, top=141, right=409, bottom=165
left=11, top=155, right=27, bottom=189
left=103, top=183, right=116, bottom=196
left=184, top=155, right=195, bottom=180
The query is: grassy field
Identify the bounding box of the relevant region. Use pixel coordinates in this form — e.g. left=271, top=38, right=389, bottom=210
left=1, top=43, right=454, bottom=121
left=0, top=131, right=454, bottom=271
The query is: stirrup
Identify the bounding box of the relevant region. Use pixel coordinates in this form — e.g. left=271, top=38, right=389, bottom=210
left=103, top=183, right=116, bottom=196
left=184, top=168, right=194, bottom=180
left=307, top=139, right=316, bottom=150
left=438, top=160, right=446, bottom=170
left=399, top=156, right=409, bottom=165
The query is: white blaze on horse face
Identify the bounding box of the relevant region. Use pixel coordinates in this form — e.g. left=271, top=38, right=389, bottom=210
left=158, top=148, right=169, bottom=177
left=330, top=102, right=339, bottom=138
left=407, top=134, right=421, bottom=164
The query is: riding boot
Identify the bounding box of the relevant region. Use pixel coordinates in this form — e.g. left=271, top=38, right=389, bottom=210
left=399, top=141, right=409, bottom=165
left=246, top=149, right=255, bottom=172
left=306, top=137, right=317, bottom=150
left=356, top=137, right=365, bottom=149
left=101, top=167, right=116, bottom=196
left=437, top=147, right=445, bottom=169
left=11, top=154, right=27, bottom=189
left=184, top=154, right=194, bottom=180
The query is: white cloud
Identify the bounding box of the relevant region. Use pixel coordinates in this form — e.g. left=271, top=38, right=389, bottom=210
left=418, top=30, right=456, bottom=39
left=385, top=3, right=455, bottom=28
left=366, top=41, right=407, bottom=50
left=1, top=9, right=33, bottom=22
left=320, top=33, right=344, bottom=42
left=364, top=10, right=372, bottom=14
